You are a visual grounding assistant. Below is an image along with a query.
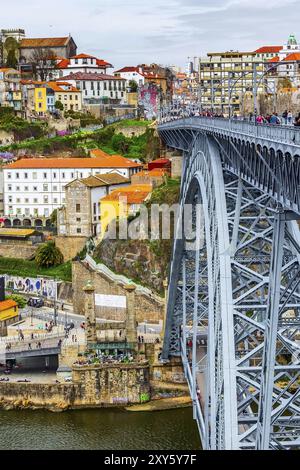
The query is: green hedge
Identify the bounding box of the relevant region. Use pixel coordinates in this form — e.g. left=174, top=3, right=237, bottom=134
left=0, top=257, right=72, bottom=282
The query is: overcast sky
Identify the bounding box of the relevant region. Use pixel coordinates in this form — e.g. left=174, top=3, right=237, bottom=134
left=1, top=0, right=300, bottom=69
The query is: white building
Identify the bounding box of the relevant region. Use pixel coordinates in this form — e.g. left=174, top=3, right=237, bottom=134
left=3, top=155, right=142, bottom=218
left=57, top=53, right=113, bottom=78
left=62, top=72, right=127, bottom=104
left=114, top=67, right=145, bottom=87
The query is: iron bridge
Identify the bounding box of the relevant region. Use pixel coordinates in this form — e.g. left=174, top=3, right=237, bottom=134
left=158, top=116, right=300, bottom=450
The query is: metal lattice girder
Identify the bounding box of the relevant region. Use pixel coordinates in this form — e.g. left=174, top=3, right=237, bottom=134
left=159, top=118, right=300, bottom=450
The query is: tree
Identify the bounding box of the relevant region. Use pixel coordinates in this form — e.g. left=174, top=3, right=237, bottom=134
left=30, top=48, right=56, bottom=81
left=55, top=100, right=64, bottom=111
left=6, top=49, right=18, bottom=69
left=128, top=80, right=138, bottom=92
left=50, top=209, right=57, bottom=226
left=35, top=241, right=64, bottom=268
left=6, top=294, right=27, bottom=309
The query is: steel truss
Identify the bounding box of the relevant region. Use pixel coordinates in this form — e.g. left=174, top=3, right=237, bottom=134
left=160, top=125, right=300, bottom=450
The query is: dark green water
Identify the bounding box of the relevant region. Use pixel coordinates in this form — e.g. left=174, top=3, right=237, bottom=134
left=0, top=408, right=201, bottom=450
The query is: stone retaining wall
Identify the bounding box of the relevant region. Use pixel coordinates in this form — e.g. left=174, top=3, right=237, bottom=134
left=0, top=363, right=150, bottom=410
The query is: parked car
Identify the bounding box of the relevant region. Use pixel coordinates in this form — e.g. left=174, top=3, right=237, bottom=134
left=64, top=322, right=75, bottom=332
left=28, top=297, right=44, bottom=308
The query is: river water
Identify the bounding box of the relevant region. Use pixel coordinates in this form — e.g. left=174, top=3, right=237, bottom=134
left=0, top=408, right=201, bottom=450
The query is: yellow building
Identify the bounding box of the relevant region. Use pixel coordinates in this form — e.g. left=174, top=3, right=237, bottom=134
left=47, top=81, right=82, bottom=112
left=0, top=299, right=19, bottom=336
left=100, top=184, right=152, bottom=239
left=34, top=87, right=47, bottom=114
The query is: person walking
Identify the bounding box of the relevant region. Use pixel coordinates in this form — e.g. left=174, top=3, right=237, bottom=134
left=28, top=343, right=32, bottom=350
left=287, top=110, right=293, bottom=125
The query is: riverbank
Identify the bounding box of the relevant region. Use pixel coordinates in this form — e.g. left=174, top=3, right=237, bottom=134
left=125, top=396, right=192, bottom=412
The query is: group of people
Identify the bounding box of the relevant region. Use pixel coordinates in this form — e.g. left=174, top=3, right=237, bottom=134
left=161, top=106, right=300, bottom=127
left=255, top=110, right=300, bottom=126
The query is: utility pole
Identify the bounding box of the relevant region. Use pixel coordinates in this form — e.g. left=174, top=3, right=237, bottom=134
left=253, top=62, right=258, bottom=118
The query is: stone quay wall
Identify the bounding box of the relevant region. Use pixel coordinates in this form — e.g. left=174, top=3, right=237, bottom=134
left=0, top=243, right=38, bottom=259
left=72, top=261, right=164, bottom=323
left=0, top=363, right=150, bottom=410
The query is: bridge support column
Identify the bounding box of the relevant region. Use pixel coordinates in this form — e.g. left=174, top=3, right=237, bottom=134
left=256, top=209, right=286, bottom=450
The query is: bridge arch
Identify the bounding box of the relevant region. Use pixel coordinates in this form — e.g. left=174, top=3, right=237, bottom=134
left=159, top=116, right=300, bottom=450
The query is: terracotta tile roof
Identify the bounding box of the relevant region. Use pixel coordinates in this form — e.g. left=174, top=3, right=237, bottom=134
left=0, top=299, right=18, bottom=312
left=255, top=46, right=283, bottom=54
left=20, top=37, right=70, bottom=48
left=115, top=66, right=140, bottom=73
left=4, top=156, right=142, bottom=170
left=135, top=168, right=168, bottom=178
left=90, top=150, right=142, bottom=168
left=268, top=57, right=280, bottom=63
left=283, top=53, right=300, bottom=62
left=63, top=72, right=123, bottom=81
left=46, top=81, right=79, bottom=93
left=68, top=173, right=129, bottom=188
left=96, top=59, right=113, bottom=68
left=101, top=185, right=152, bottom=204
left=57, top=59, right=70, bottom=69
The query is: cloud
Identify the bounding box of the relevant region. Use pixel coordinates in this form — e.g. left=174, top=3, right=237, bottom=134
left=0, top=0, right=300, bottom=68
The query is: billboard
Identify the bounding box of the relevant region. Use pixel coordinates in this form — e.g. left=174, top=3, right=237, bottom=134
left=95, top=294, right=126, bottom=309
left=5, top=275, right=57, bottom=300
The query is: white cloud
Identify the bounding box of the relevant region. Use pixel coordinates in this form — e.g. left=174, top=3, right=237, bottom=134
left=1, top=0, right=299, bottom=67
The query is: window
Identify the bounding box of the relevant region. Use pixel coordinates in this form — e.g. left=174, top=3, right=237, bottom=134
left=33, top=186, right=38, bottom=191
left=53, top=198, right=58, bottom=204
left=80, top=173, right=83, bottom=178
left=25, top=198, right=29, bottom=203
left=58, top=95, right=62, bottom=100
left=76, top=203, right=81, bottom=212
left=16, top=173, right=20, bottom=179
left=34, top=198, right=38, bottom=203
left=16, top=198, right=21, bottom=203
left=70, top=95, right=73, bottom=100
left=43, top=172, right=47, bottom=179
left=71, top=173, right=74, bottom=179
left=16, top=186, right=20, bottom=191
left=24, top=186, right=29, bottom=191
left=8, top=184, right=12, bottom=191
left=53, top=185, right=58, bottom=192
left=8, top=196, right=12, bottom=203
left=64, top=95, right=67, bottom=100
left=75, top=95, right=78, bottom=100
left=53, top=172, right=57, bottom=179
left=24, top=172, right=28, bottom=179
left=43, top=196, right=48, bottom=204
left=43, top=184, right=48, bottom=191
left=16, top=208, right=21, bottom=215
left=77, top=228, right=82, bottom=234
left=76, top=217, right=81, bottom=222
left=62, top=173, right=65, bottom=179
left=44, top=209, right=49, bottom=217
left=33, top=172, right=37, bottom=180
left=93, top=203, right=96, bottom=214
left=25, top=208, right=30, bottom=216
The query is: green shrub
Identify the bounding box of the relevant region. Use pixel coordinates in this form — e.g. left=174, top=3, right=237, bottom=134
left=35, top=242, right=64, bottom=268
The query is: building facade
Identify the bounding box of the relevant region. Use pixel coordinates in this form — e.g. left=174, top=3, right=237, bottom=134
left=19, top=36, right=77, bottom=62
left=58, top=173, right=130, bottom=238
left=3, top=155, right=141, bottom=218
left=62, top=72, right=127, bottom=104
left=0, top=68, right=22, bottom=113
left=198, top=51, right=265, bottom=115
left=57, top=54, right=113, bottom=77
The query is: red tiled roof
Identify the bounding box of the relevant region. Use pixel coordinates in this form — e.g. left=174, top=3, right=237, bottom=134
left=255, top=46, right=283, bottom=54
left=115, top=66, right=140, bottom=73
left=62, top=72, right=123, bottom=81
left=46, top=81, right=79, bottom=92
left=268, top=56, right=280, bottom=63
left=57, top=59, right=70, bottom=69
left=283, top=53, right=300, bottom=62
left=57, top=56, right=113, bottom=69
left=101, top=185, right=152, bottom=204
left=4, top=156, right=141, bottom=170
left=20, top=37, right=70, bottom=48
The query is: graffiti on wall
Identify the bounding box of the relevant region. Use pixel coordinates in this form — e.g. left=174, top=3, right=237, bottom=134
left=139, top=83, right=160, bottom=120
left=5, top=275, right=57, bottom=300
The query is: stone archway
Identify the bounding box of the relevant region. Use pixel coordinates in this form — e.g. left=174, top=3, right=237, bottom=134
left=13, top=219, right=21, bottom=227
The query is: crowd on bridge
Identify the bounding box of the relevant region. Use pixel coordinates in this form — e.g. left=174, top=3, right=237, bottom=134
left=160, top=106, right=300, bottom=127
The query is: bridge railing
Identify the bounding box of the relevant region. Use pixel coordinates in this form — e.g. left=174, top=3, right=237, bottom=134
left=159, top=116, right=300, bottom=146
